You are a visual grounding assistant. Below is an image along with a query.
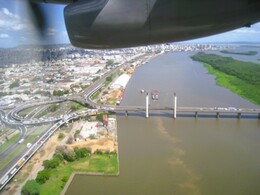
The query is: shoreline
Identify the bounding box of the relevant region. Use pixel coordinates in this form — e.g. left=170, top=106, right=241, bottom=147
left=191, top=52, right=260, bottom=106
left=61, top=171, right=119, bottom=195
left=2, top=52, right=157, bottom=195
left=60, top=53, right=160, bottom=194
left=60, top=53, right=158, bottom=194
left=203, top=63, right=260, bottom=106
left=60, top=116, right=120, bottom=195
left=97, top=52, right=159, bottom=106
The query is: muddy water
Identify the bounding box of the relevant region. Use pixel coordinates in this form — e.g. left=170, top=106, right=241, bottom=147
left=65, top=50, right=260, bottom=195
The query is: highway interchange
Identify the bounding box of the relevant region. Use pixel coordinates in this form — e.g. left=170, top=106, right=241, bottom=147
left=0, top=100, right=83, bottom=190
left=0, top=53, right=150, bottom=190
left=0, top=53, right=260, bottom=191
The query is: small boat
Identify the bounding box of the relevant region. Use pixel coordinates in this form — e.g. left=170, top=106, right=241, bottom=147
left=151, top=89, right=159, bottom=100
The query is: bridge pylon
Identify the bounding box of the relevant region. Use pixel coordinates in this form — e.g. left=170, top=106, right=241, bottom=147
left=173, top=93, right=177, bottom=119
left=146, top=92, right=149, bottom=118
left=237, top=113, right=242, bottom=119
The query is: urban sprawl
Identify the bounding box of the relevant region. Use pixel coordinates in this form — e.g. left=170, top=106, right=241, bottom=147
left=0, top=44, right=228, bottom=107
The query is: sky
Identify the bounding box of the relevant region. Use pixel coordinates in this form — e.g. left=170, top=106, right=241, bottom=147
left=1, top=0, right=260, bottom=48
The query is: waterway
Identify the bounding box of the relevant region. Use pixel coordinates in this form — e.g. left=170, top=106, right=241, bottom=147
left=65, top=47, right=260, bottom=195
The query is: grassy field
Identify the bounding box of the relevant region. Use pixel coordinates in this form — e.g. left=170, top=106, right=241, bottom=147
left=0, top=143, right=26, bottom=169
left=0, top=125, right=50, bottom=169
left=39, top=154, right=118, bottom=195
left=0, top=132, right=20, bottom=152
left=18, top=106, right=37, bottom=118
left=192, top=52, right=260, bottom=105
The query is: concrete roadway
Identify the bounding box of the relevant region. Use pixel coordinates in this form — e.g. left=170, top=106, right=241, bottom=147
left=76, top=78, right=260, bottom=117
left=0, top=103, right=58, bottom=179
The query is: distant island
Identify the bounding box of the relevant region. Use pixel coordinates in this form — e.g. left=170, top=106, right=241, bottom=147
left=220, top=50, right=257, bottom=56
left=191, top=52, right=260, bottom=105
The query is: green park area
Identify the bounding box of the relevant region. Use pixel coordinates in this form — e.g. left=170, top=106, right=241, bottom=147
left=191, top=52, right=260, bottom=105
left=21, top=147, right=118, bottom=195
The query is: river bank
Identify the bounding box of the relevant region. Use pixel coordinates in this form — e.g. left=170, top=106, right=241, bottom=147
left=96, top=52, right=159, bottom=106
left=64, top=50, right=260, bottom=195
left=3, top=115, right=119, bottom=195
left=191, top=52, right=260, bottom=105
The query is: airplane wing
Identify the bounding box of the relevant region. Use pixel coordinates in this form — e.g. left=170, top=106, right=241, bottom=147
left=31, top=0, right=260, bottom=49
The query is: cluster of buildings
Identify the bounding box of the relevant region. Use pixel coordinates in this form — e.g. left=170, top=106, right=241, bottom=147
left=0, top=43, right=228, bottom=107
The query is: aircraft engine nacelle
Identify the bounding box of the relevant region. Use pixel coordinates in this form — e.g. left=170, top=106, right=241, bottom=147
left=64, top=0, right=260, bottom=49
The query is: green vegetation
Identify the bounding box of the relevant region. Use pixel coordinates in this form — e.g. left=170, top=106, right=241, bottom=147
left=46, top=79, right=54, bottom=84
left=9, top=80, right=20, bottom=89
left=35, top=104, right=60, bottom=118
left=0, top=133, right=20, bottom=152
left=0, top=143, right=26, bottom=169
left=89, top=134, right=96, bottom=140
left=80, top=84, right=89, bottom=91
left=0, top=125, right=49, bottom=169
left=18, top=106, right=36, bottom=117
left=106, top=98, right=117, bottom=105
left=34, top=109, right=49, bottom=119
left=24, top=90, right=31, bottom=95
left=49, top=104, right=59, bottom=112
left=0, top=91, right=8, bottom=97
left=96, top=112, right=107, bottom=122
left=70, top=103, right=83, bottom=111
left=91, top=69, right=122, bottom=101
left=73, top=130, right=81, bottom=139
left=58, top=132, right=65, bottom=140
left=104, top=70, right=120, bottom=87
left=43, top=157, right=61, bottom=169
left=92, top=76, right=100, bottom=82
left=191, top=52, right=260, bottom=105
left=106, top=59, right=115, bottom=68
left=22, top=146, right=118, bottom=195
left=106, top=75, right=113, bottom=82
left=91, top=89, right=101, bottom=100
left=53, top=90, right=69, bottom=96
left=22, top=180, right=41, bottom=195
left=220, top=50, right=257, bottom=56
left=36, top=170, right=51, bottom=184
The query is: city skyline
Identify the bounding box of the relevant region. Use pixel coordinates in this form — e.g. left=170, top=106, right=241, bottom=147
left=1, top=0, right=260, bottom=48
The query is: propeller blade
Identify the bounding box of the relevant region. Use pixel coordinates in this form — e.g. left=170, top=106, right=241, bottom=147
left=28, top=1, right=47, bottom=36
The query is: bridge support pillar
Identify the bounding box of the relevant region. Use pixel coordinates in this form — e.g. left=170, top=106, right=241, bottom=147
left=173, top=93, right=177, bottom=119
left=216, top=112, right=220, bottom=119
left=237, top=113, right=242, bottom=119
left=125, top=110, right=128, bottom=117
left=146, top=93, right=149, bottom=118
left=195, top=112, right=198, bottom=118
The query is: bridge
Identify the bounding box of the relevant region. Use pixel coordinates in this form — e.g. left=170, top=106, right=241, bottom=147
left=101, top=106, right=260, bottom=119
left=68, top=81, right=260, bottom=119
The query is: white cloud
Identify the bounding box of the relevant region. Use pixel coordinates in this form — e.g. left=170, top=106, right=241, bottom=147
left=0, top=33, right=9, bottom=38
left=62, top=30, right=68, bottom=36
left=233, top=28, right=257, bottom=34
left=232, top=23, right=260, bottom=34
left=45, top=28, right=57, bottom=36
left=0, top=7, right=30, bottom=31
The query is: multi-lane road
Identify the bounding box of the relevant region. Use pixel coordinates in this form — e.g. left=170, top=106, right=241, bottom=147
left=0, top=53, right=152, bottom=190
left=0, top=106, right=81, bottom=190
left=1, top=52, right=259, bottom=191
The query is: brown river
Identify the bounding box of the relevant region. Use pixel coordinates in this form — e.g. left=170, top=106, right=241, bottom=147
left=65, top=48, right=260, bottom=195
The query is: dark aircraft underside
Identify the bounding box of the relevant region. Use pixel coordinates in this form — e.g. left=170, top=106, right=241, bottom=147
left=32, top=0, right=260, bottom=49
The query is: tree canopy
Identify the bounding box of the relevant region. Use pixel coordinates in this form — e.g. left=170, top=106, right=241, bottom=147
left=22, top=180, right=40, bottom=195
